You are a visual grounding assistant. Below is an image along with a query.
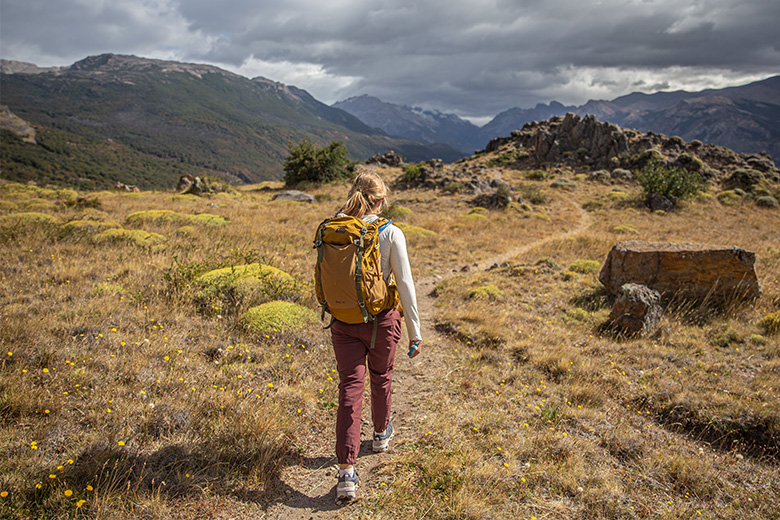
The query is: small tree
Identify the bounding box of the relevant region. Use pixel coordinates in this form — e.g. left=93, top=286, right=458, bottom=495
left=282, top=139, right=356, bottom=186
left=636, top=161, right=703, bottom=202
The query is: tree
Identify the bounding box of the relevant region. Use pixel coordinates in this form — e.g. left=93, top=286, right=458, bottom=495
left=282, top=139, right=356, bottom=186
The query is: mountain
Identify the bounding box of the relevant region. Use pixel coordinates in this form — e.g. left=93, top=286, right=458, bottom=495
left=337, top=77, right=780, bottom=165
left=0, top=54, right=463, bottom=190
left=333, top=95, right=481, bottom=154
left=490, top=76, right=780, bottom=164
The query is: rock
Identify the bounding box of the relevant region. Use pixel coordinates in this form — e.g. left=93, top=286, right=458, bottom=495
left=177, top=174, right=204, bottom=196
left=648, top=193, right=676, bottom=212
left=609, top=283, right=662, bottom=336
left=599, top=241, right=762, bottom=306
left=114, top=181, right=140, bottom=193
left=271, top=190, right=314, bottom=203
left=472, top=189, right=511, bottom=209
left=611, top=168, right=633, bottom=182
left=366, top=151, right=404, bottom=167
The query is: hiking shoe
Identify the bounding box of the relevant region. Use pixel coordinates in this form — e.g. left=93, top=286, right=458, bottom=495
left=372, top=419, right=394, bottom=452
left=336, top=470, right=359, bottom=500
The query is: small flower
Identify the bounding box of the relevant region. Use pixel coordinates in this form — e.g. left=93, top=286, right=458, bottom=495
left=0, top=491, right=8, bottom=498
left=64, top=490, right=73, bottom=497
left=49, top=474, right=57, bottom=479
left=86, top=485, right=93, bottom=491
left=76, top=500, right=86, bottom=507
left=118, top=441, right=125, bottom=446
left=43, top=368, right=49, bottom=373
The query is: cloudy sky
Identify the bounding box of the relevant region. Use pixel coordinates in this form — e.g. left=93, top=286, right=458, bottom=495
left=2, top=0, right=778, bottom=124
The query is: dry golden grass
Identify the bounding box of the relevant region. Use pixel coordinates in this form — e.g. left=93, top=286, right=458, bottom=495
left=1, top=164, right=779, bottom=520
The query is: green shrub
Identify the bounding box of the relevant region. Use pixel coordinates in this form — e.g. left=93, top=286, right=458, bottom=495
left=126, top=210, right=230, bottom=227
left=469, top=285, right=504, bottom=300
left=380, top=202, right=413, bottom=221
left=519, top=184, right=547, bottom=204
left=282, top=139, right=356, bottom=186
left=395, top=222, right=436, bottom=241
left=550, top=178, right=578, bottom=190
left=759, top=311, right=780, bottom=335
left=402, top=163, right=421, bottom=182
left=587, top=170, right=611, bottom=183
left=582, top=201, right=604, bottom=212
left=195, top=263, right=301, bottom=315
left=61, top=220, right=122, bottom=236
left=636, top=161, right=703, bottom=200
left=717, top=190, right=743, bottom=206
left=612, top=224, right=639, bottom=234
left=525, top=170, right=553, bottom=181
left=755, top=196, right=778, bottom=208
left=727, top=168, right=763, bottom=191
left=93, top=228, right=165, bottom=248
left=0, top=212, right=60, bottom=228
left=486, top=150, right=524, bottom=168
left=241, top=301, right=318, bottom=335
left=569, top=260, right=601, bottom=274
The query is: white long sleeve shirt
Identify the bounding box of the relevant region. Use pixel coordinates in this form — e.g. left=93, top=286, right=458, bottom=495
left=360, top=214, right=422, bottom=342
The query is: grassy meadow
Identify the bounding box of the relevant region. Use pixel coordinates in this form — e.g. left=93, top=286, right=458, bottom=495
left=1, top=159, right=779, bottom=519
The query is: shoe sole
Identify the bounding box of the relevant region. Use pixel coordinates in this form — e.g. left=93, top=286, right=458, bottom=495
left=372, top=431, right=394, bottom=452
left=337, top=482, right=358, bottom=500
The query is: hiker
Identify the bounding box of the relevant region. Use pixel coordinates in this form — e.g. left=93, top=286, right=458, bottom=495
left=315, top=171, right=422, bottom=501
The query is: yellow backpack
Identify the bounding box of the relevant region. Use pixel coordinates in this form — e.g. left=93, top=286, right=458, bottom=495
left=314, top=216, right=399, bottom=334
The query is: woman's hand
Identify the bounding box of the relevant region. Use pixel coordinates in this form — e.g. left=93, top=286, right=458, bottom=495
left=407, top=339, right=421, bottom=358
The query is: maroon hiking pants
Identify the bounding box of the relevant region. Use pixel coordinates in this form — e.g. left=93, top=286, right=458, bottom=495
left=331, top=310, right=402, bottom=465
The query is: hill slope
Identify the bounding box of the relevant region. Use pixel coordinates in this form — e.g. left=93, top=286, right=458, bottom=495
left=0, top=54, right=463, bottom=190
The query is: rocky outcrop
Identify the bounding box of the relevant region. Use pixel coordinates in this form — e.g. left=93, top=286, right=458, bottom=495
left=608, top=283, right=662, bottom=336
left=177, top=174, right=204, bottom=196
left=483, top=113, right=780, bottom=183
left=366, top=151, right=404, bottom=167
left=271, top=190, right=314, bottom=203
left=114, top=181, right=140, bottom=193
left=599, top=241, right=762, bottom=306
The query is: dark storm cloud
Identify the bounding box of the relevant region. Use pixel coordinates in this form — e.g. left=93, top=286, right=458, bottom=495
left=2, top=0, right=778, bottom=119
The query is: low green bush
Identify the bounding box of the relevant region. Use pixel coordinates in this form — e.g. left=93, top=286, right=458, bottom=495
left=637, top=161, right=703, bottom=200
left=241, top=301, right=318, bottom=335
left=569, top=259, right=601, bottom=274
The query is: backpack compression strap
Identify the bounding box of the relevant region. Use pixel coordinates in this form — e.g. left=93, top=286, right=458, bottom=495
left=354, top=224, right=371, bottom=324
left=314, top=219, right=330, bottom=321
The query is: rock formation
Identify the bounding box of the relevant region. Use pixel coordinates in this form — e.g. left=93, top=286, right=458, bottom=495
left=599, top=241, right=762, bottom=307
left=271, top=190, right=314, bottom=203
left=608, top=283, right=663, bottom=336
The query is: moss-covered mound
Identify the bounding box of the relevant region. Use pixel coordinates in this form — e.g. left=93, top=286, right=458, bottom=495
left=759, top=311, right=780, bottom=335
left=569, top=259, right=602, bottom=274
left=195, top=263, right=301, bottom=314
left=0, top=212, right=61, bottom=228
left=395, top=222, right=437, bottom=241
left=61, top=220, right=122, bottom=235
left=126, top=209, right=230, bottom=227
left=241, top=301, right=318, bottom=335
left=93, top=228, right=165, bottom=248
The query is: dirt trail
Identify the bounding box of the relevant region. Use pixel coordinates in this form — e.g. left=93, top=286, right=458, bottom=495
left=263, top=203, right=589, bottom=519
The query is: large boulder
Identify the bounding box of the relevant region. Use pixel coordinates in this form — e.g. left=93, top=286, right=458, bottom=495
left=271, top=190, right=314, bottom=203
left=599, top=241, right=761, bottom=306
left=609, top=283, right=662, bottom=336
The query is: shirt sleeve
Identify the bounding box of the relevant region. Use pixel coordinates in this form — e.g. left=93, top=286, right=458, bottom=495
left=381, top=224, right=422, bottom=342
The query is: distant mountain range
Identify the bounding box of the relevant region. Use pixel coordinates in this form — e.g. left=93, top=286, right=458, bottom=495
left=334, top=77, right=780, bottom=163
left=0, top=54, right=463, bottom=190
left=1, top=54, right=778, bottom=191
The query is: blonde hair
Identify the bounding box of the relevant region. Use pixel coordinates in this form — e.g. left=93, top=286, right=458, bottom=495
left=338, top=171, right=388, bottom=218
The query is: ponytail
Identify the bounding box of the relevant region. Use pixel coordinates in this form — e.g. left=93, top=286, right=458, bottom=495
left=338, top=171, right=388, bottom=218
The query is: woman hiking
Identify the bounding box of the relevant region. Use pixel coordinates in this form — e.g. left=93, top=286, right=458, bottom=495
left=317, top=171, right=422, bottom=501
